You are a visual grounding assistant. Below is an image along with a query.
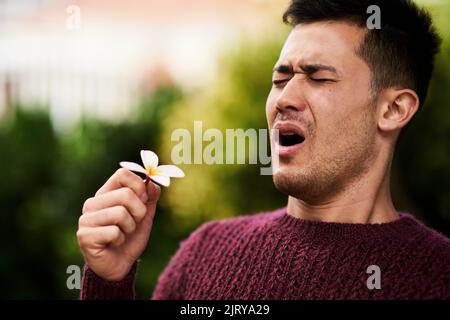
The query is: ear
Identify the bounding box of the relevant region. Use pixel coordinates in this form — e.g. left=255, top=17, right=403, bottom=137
left=377, top=89, right=419, bottom=132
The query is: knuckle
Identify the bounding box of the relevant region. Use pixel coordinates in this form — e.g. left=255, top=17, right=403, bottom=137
left=82, top=197, right=95, bottom=214
left=114, top=206, right=128, bottom=223
left=122, top=187, right=136, bottom=203
left=111, top=225, right=121, bottom=238
left=100, top=209, right=111, bottom=224
left=116, top=167, right=130, bottom=179
left=133, top=181, right=146, bottom=196
left=137, top=203, right=147, bottom=219
left=78, top=215, right=87, bottom=227
left=111, top=227, right=125, bottom=245
left=125, top=216, right=137, bottom=233
left=117, top=168, right=143, bottom=192
left=76, top=229, right=88, bottom=246
left=133, top=208, right=145, bottom=222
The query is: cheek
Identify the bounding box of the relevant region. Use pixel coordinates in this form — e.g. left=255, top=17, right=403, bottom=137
left=305, top=89, right=348, bottom=146
left=306, top=83, right=363, bottom=127
left=312, top=82, right=342, bottom=105
left=265, top=90, right=277, bottom=127
left=305, top=89, right=337, bottom=128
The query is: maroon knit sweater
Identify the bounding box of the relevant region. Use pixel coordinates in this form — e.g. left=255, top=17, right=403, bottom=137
left=80, top=208, right=450, bottom=300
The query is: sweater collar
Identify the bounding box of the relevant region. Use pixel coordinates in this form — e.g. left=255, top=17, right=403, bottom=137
left=274, top=207, right=424, bottom=244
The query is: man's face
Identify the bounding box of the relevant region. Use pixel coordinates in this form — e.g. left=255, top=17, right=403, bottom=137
left=267, top=21, right=379, bottom=203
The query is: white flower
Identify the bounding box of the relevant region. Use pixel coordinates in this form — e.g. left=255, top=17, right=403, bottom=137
left=120, top=150, right=184, bottom=187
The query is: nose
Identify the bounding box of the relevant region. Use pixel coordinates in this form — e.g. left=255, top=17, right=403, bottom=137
left=274, top=75, right=307, bottom=113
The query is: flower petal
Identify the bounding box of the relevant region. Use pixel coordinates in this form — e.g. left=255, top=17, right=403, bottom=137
left=119, top=162, right=148, bottom=175
left=141, top=150, right=158, bottom=168
left=150, top=175, right=170, bottom=187
left=157, top=165, right=185, bottom=178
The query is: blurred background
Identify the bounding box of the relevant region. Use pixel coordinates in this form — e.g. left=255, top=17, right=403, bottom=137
left=0, top=0, right=449, bottom=299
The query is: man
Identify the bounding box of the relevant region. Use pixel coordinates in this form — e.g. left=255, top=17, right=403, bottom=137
left=78, top=0, right=450, bottom=299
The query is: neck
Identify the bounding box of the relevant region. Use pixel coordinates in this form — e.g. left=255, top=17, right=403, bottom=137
left=287, top=151, right=399, bottom=224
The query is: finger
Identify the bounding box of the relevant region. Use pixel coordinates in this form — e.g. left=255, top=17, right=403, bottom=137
left=79, top=206, right=137, bottom=234
left=146, top=181, right=161, bottom=205
left=82, top=187, right=147, bottom=222
left=77, top=225, right=125, bottom=248
left=138, top=182, right=161, bottom=230
left=96, top=168, right=148, bottom=202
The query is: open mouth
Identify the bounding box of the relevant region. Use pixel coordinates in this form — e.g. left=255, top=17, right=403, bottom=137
left=279, top=132, right=305, bottom=147
left=273, top=122, right=307, bottom=156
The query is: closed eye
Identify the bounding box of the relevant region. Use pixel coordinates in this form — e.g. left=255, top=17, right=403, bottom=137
left=310, top=78, right=336, bottom=83
left=272, top=79, right=289, bottom=86
left=273, top=77, right=337, bottom=87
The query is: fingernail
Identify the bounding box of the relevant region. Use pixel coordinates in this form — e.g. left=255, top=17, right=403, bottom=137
left=140, top=192, right=148, bottom=203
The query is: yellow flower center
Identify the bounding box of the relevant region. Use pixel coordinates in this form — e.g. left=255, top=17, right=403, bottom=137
left=146, top=166, right=161, bottom=176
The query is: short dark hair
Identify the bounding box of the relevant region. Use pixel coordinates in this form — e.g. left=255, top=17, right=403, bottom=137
left=283, top=0, right=441, bottom=106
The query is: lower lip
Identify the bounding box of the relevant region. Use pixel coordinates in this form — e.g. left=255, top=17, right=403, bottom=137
left=275, top=141, right=305, bottom=157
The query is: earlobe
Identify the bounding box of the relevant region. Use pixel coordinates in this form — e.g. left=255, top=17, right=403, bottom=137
left=378, top=89, right=419, bottom=132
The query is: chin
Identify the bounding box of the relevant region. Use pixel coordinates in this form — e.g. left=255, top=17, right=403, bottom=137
left=272, top=166, right=326, bottom=203
left=273, top=168, right=304, bottom=197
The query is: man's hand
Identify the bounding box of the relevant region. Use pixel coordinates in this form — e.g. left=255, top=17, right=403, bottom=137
left=77, top=168, right=161, bottom=281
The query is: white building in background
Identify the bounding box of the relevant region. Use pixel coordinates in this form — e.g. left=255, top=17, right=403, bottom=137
left=0, top=0, right=284, bottom=130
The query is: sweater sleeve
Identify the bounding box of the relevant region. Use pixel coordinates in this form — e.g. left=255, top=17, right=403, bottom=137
left=80, top=262, right=138, bottom=300
left=151, top=222, right=214, bottom=300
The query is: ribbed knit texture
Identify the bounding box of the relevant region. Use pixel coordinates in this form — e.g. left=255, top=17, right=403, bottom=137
left=81, top=208, right=450, bottom=300
left=80, top=263, right=137, bottom=300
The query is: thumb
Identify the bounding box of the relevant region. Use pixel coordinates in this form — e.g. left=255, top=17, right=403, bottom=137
left=141, top=180, right=161, bottom=226
left=145, top=180, right=161, bottom=205
left=132, top=180, right=160, bottom=239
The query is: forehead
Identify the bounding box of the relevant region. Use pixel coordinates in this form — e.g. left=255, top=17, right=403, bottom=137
left=278, top=21, right=367, bottom=72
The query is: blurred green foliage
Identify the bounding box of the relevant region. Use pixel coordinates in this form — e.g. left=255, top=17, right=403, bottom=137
left=394, top=0, right=450, bottom=231
left=160, top=37, right=287, bottom=230
left=1, top=2, right=449, bottom=299
left=0, top=88, right=184, bottom=299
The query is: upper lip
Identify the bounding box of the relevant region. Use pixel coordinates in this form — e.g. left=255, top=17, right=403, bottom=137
left=273, top=122, right=306, bottom=139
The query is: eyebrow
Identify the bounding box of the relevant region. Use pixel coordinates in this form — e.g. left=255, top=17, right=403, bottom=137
left=273, top=63, right=338, bottom=75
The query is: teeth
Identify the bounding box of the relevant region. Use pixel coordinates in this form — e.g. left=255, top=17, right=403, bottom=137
left=283, top=132, right=296, bottom=136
